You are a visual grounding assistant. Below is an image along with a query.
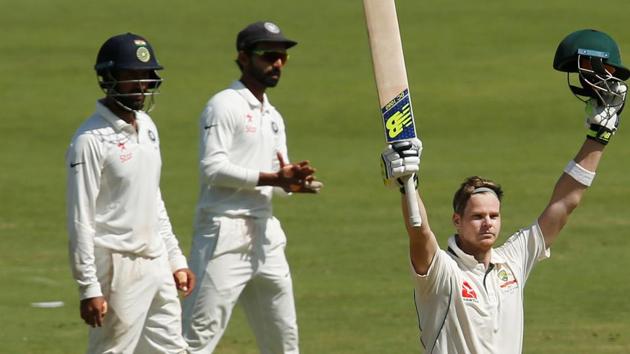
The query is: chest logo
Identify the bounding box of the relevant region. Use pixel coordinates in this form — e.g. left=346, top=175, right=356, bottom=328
left=271, top=121, right=279, bottom=134
left=148, top=130, right=156, bottom=142
left=498, top=268, right=519, bottom=291
left=461, top=281, right=478, bottom=302
left=116, top=142, right=133, bottom=162
left=245, top=112, right=257, bottom=133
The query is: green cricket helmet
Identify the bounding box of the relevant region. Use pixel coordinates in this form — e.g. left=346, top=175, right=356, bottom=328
left=553, top=29, right=629, bottom=80
left=553, top=29, right=628, bottom=106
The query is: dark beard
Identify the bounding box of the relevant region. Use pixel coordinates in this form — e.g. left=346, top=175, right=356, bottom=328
left=252, top=68, right=281, bottom=88
left=115, top=95, right=145, bottom=111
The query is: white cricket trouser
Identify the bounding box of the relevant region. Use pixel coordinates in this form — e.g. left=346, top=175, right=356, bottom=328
left=182, top=216, right=299, bottom=354
left=87, top=248, right=188, bottom=354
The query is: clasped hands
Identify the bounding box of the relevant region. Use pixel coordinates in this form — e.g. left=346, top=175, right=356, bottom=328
left=276, top=153, right=323, bottom=193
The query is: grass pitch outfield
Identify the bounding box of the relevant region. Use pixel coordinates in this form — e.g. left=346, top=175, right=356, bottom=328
left=2, top=0, right=630, bottom=353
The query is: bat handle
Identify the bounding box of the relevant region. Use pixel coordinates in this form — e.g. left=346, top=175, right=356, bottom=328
left=403, top=175, right=422, bottom=227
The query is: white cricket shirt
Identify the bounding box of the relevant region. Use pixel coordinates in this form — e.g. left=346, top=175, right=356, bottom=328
left=412, top=222, right=550, bottom=354
left=195, top=80, right=288, bottom=219
left=66, top=102, right=188, bottom=300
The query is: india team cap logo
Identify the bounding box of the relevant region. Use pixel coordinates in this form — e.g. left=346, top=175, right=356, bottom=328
left=264, top=22, right=281, bottom=34
left=136, top=46, right=151, bottom=63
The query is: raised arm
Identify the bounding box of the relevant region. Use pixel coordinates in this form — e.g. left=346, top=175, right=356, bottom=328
left=381, top=139, right=438, bottom=275
left=538, top=139, right=603, bottom=248
left=538, top=82, right=626, bottom=248
left=403, top=191, right=439, bottom=275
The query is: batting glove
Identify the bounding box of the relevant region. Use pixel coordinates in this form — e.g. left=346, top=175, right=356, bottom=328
left=381, top=138, right=422, bottom=192
left=586, top=81, right=627, bottom=145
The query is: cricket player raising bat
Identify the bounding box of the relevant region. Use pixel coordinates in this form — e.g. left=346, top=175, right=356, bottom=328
left=381, top=29, right=628, bottom=353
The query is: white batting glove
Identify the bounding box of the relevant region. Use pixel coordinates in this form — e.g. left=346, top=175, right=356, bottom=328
left=380, top=138, right=422, bottom=190
left=586, top=81, right=627, bottom=145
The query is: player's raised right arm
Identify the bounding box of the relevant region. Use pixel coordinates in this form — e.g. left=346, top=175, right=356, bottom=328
left=403, top=192, right=439, bottom=275
left=381, top=139, right=438, bottom=275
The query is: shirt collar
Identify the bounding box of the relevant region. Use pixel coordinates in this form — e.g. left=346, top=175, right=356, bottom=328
left=446, top=235, right=507, bottom=269
left=447, top=236, right=480, bottom=269
left=96, top=101, right=136, bottom=133
left=230, top=80, right=273, bottom=112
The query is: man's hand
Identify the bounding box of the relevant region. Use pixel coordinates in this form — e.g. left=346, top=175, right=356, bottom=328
left=174, top=268, right=196, bottom=297
left=381, top=138, right=422, bottom=190
left=275, top=153, right=321, bottom=193
left=80, top=296, right=108, bottom=327
left=586, top=81, right=627, bottom=145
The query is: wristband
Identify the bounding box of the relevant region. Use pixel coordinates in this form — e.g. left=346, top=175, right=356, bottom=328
left=563, top=160, right=595, bottom=186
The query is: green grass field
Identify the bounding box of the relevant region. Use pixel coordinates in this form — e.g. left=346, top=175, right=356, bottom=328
left=2, top=0, right=630, bottom=353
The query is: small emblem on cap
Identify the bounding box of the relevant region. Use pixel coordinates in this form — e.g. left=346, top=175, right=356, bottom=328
left=134, top=39, right=147, bottom=46
left=137, top=47, right=151, bottom=62
left=264, top=22, right=280, bottom=34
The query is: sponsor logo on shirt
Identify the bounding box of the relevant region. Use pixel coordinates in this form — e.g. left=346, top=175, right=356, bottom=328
left=148, top=130, right=156, bottom=142
left=245, top=112, right=257, bottom=133
left=461, top=281, right=478, bottom=303
left=116, top=141, right=133, bottom=162
left=271, top=121, right=279, bottom=134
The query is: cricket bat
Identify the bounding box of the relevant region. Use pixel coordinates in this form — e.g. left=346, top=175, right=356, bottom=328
left=363, top=0, right=422, bottom=226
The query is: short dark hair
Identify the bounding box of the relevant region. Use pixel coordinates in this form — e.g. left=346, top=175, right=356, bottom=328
left=452, top=176, right=504, bottom=215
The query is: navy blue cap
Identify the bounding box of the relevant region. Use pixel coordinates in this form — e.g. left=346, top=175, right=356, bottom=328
left=236, top=21, right=297, bottom=51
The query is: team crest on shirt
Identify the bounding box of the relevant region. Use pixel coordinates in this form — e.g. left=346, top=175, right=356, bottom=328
left=461, top=281, right=479, bottom=303
left=497, top=266, right=519, bottom=293
left=271, top=121, right=279, bottom=134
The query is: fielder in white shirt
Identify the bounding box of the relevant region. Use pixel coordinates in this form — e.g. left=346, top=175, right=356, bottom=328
left=66, top=33, right=195, bottom=354
left=380, top=28, right=628, bottom=353
left=182, top=21, right=322, bottom=354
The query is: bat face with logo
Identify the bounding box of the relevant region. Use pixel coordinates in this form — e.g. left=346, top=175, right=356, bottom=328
left=363, top=0, right=422, bottom=226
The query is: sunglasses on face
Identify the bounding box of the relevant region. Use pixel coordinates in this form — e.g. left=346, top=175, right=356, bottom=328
left=250, top=49, right=289, bottom=64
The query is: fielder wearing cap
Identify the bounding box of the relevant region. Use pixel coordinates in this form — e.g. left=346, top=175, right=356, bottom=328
left=182, top=21, right=322, bottom=354
left=380, top=29, right=628, bottom=353
left=66, top=32, right=195, bottom=353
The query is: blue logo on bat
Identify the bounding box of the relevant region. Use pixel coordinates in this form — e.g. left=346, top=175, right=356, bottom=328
left=382, top=89, right=416, bottom=142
